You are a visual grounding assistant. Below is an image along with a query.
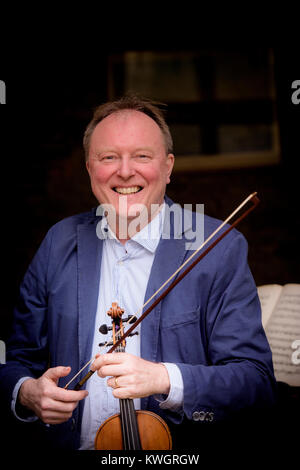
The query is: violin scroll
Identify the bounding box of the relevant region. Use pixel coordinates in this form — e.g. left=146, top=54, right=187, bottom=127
left=107, top=302, right=124, bottom=320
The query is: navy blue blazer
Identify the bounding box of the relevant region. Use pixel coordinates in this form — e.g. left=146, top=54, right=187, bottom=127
left=0, top=197, right=276, bottom=449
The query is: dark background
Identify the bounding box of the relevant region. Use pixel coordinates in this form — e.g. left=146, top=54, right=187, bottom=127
left=0, top=44, right=299, bottom=458
left=1, top=46, right=300, bottom=340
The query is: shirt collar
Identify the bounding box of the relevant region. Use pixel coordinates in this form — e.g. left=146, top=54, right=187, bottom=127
left=97, top=203, right=165, bottom=254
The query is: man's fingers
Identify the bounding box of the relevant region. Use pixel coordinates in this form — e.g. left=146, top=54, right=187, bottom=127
left=42, top=366, right=88, bottom=401
left=37, top=387, right=87, bottom=424
left=107, top=376, right=126, bottom=389
left=91, top=353, right=126, bottom=371
left=39, top=407, right=75, bottom=424
left=18, top=367, right=89, bottom=427
left=40, top=396, right=80, bottom=413
left=91, top=353, right=141, bottom=380
left=37, top=378, right=88, bottom=423
left=44, top=366, right=72, bottom=382
left=49, top=386, right=88, bottom=403
left=96, top=364, right=125, bottom=378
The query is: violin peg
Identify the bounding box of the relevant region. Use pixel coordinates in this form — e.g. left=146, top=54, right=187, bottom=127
left=128, top=331, right=139, bottom=337
left=123, top=315, right=137, bottom=324
left=99, top=341, right=113, bottom=347
left=99, top=324, right=112, bottom=334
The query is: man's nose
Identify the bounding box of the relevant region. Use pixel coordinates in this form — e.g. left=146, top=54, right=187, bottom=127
left=117, top=157, right=135, bottom=179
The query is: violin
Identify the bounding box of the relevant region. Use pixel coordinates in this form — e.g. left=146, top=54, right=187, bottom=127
left=94, top=302, right=172, bottom=450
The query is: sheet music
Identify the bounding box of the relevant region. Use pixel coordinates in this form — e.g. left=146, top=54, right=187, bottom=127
left=265, top=284, right=300, bottom=386
left=257, top=284, right=282, bottom=328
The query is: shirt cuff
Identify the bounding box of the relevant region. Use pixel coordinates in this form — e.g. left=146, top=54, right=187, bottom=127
left=154, top=363, right=184, bottom=412
left=11, top=377, right=38, bottom=422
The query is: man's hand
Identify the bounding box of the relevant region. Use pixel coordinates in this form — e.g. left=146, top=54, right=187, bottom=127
left=18, top=366, right=88, bottom=424
left=90, top=353, right=170, bottom=399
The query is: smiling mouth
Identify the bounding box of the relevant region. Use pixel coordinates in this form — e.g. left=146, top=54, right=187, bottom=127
left=113, top=186, right=143, bottom=194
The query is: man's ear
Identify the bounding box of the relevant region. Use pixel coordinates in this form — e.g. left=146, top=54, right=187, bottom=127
left=166, top=154, right=175, bottom=184
left=86, top=159, right=90, bottom=175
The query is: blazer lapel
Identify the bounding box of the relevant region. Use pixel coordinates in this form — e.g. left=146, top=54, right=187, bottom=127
left=77, top=220, right=103, bottom=374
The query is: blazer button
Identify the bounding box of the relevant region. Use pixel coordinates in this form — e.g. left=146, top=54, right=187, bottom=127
left=192, top=411, right=200, bottom=421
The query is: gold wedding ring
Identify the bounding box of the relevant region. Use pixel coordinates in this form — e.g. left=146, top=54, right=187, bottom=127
left=114, top=377, right=119, bottom=388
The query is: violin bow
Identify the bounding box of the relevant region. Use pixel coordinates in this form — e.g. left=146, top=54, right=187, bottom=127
left=64, top=191, right=260, bottom=390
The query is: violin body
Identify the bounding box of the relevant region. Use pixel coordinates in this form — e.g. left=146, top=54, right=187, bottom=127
left=94, top=409, right=172, bottom=450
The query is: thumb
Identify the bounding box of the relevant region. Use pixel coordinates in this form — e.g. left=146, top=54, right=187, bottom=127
left=44, top=366, right=71, bottom=383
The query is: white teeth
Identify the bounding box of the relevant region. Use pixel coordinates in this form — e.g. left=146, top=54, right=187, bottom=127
left=114, top=186, right=141, bottom=194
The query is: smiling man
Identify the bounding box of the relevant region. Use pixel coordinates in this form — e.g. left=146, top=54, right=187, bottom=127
left=85, top=106, right=174, bottom=241
left=0, top=94, right=276, bottom=450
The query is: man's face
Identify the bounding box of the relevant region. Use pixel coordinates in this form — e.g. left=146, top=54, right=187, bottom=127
left=86, top=110, right=174, bottom=228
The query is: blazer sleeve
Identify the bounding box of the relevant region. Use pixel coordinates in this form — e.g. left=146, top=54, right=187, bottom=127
left=0, top=228, right=52, bottom=407
left=175, top=232, right=277, bottom=423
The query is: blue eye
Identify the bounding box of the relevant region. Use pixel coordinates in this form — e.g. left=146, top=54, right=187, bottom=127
left=137, top=154, right=150, bottom=160
left=103, top=155, right=115, bottom=161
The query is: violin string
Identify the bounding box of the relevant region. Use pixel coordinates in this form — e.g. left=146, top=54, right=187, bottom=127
left=122, top=398, right=138, bottom=450
left=119, top=399, right=126, bottom=448
left=125, top=400, right=133, bottom=450
left=117, top=340, right=138, bottom=449
left=121, top=399, right=129, bottom=449
left=116, top=345, right=127, bottom=449
left=126, top=400, right=135, bottom=449
left=119, top=375, right=132, bottom=448
left=130, top=399, right=141, bottom=448
left=64, top=192, right=257, bottom=389
left=129, top=399, right=139, bottom=449
left=116, top=334, right=129, bottom=449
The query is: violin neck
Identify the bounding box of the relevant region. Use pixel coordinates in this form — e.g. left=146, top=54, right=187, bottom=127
left=116, top=343, right=141, bottom=449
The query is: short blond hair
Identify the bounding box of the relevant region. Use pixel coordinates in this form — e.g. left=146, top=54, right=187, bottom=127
left=83, top=93, right=173, bottom=160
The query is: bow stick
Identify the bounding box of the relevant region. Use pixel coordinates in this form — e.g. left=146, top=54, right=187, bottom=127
left=65, top=192, right=260, bottom=390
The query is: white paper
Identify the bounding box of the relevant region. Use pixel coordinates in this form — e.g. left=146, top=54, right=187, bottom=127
left=257, top=284, right=282, bottom=328
left=264, top=284, right=300, bottom=386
